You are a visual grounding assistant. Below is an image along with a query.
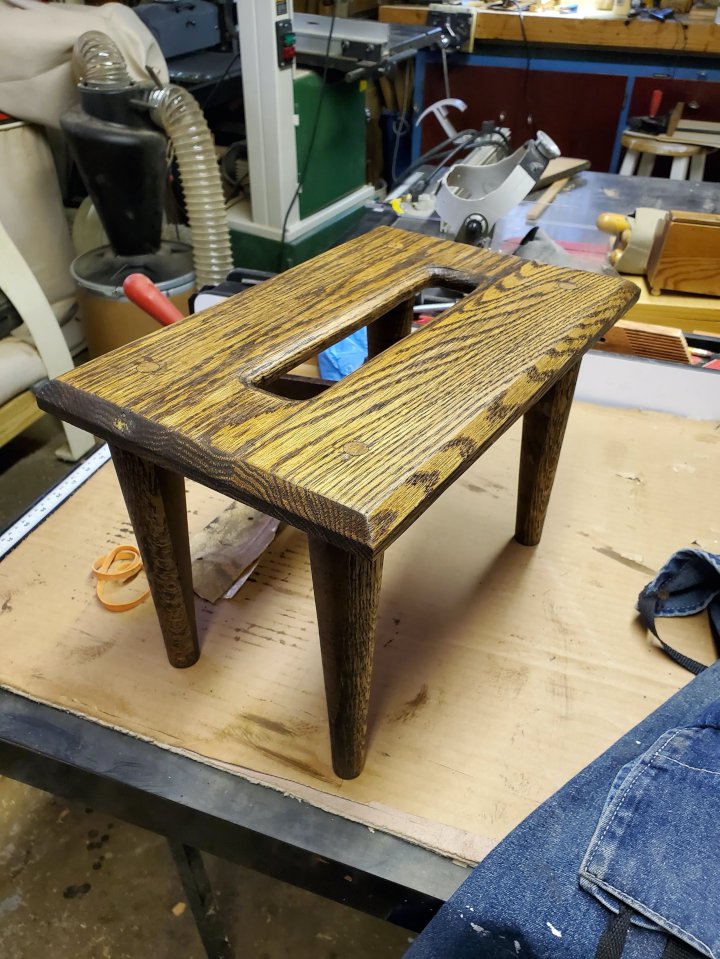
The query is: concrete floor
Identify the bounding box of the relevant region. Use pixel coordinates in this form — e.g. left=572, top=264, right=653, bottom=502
left=0, top=417, right=413, bottom=959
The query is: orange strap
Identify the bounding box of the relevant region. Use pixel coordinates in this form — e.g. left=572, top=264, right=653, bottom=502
left=92, top=545, right=150, bottom=612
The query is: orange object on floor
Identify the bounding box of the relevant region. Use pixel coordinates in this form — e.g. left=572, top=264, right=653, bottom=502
left=92, top=544, right=150, bottom=612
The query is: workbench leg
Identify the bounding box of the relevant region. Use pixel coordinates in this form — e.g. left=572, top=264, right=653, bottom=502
left=110, top=445, right=199, bottom=668
left=168, top=840, right=235, bottom=959
left=514, top=361, right=580, bottom=547
left=308, top=537, right=383, bottom=779
left=366, top=298, right=413, bottom=359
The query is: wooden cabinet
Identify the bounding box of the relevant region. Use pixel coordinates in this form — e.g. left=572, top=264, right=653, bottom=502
left=414, top=48, right=720, bottom=177
left=422, top=62, right=627, bottom=172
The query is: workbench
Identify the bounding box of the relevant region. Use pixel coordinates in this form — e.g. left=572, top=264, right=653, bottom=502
left=380, top=5, right=720, bottom=54
left=1, top=346, right=719, bottom=956
left=380, top=5, right=720, bottom=174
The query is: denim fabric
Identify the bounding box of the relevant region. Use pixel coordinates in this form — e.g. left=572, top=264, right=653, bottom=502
left=404, top=663, right=720, bottom=959
left=638, top=548, right=720, bottom=636
left=580, top=699, right=720, bottom=957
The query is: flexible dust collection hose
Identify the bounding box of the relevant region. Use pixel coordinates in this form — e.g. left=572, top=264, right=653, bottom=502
left=71, top=31, right=132, bottom=88
left=71, top=32, right=233, bottom=289
left=148, top=85, right=234, bottom=288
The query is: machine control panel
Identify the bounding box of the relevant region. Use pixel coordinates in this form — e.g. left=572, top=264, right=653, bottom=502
left=275, top=18, right=296, bottom=69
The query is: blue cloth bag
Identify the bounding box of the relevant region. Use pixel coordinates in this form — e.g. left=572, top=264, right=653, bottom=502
left=637, top=548, right=720, bottom=675
left=405, top=550, right=720, bottom=959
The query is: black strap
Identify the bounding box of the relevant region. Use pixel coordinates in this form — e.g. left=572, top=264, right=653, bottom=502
left=662, top=936, right=698, bottom=958
left=595, top=906, right=701, bottom=959
left=637, top=592, right=709, bottom=676
left=595, top=904, right=632, bottom=959
left=709, top=605, right=720, bottom=651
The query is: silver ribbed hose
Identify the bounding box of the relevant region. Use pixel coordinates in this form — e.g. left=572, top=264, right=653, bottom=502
left=72, top=31, right=132, bottom=88
left=149, top=85, right=233, bottom=288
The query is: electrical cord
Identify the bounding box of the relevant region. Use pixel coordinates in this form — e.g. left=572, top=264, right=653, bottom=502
left=418, top=135, right=508, bottom=194
left=391, top=129, right=483, bottom=188
left=200, top=51, right=241, bottom=114
left=277, top=1, right=337, bottom=270
left=391, top=128, right=510, bottom=193
left=390, top=61, right=414, bottom=184
left=492, top=128, right=512, bottom=151
left=440, top=45, right=451, bottom=100
left=671, top=19, right=688, bottom=79
left=489, top=0, right=535, bottom=136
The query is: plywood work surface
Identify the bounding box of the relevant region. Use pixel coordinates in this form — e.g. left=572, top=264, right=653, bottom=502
left=1, top=403, right=718, bottom=864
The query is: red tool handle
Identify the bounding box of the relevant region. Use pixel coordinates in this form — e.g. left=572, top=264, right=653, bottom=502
left=649, top=89, right=663, bottom=118
left=122, top=273, right=185, bottom=327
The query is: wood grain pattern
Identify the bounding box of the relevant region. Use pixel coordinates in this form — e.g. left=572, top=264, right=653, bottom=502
left=0, top=390, right=44, bottom=448
left=515, top=362, right=580, bottom=548
left=623, top=276, right=720, bottom=336
left=647, top=211, right=720, bottom=297
left=38, top=228, right=638, bottom=559
left=378, top=6, right=720, bottom=54
left=110, top=446, right=198, bottom=668
left=308, top=536, right=383, bottom=779
left=594, top=319, right=691, bottom=364
left=536, top=157, right=590, bottom=190
left=526, top=177, right=570, bottom=223
left=620, top=132, right=706, bottom=157
left=366, top=297, right=413, bottom=359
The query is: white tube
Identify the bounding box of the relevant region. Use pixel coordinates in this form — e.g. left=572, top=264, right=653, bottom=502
left=72, top=31, right=132, bottom=88
left=149, top=85, right=233, bottom=288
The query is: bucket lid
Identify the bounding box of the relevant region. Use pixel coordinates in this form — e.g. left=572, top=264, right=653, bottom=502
left=71, top=242, right=194, bottom=298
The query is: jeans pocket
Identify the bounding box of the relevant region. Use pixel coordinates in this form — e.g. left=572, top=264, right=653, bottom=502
left=579, top=722, right=720, bottom=958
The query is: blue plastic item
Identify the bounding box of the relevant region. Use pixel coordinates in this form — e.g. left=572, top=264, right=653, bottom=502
left=317, top=328, right=368, bottom=381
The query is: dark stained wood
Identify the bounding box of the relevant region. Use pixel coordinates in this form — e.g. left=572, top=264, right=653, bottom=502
left=514, top=362, right=580, bottom=548
left=110, top=445, right=198, bottom=668
left=308, top=536, right=383, bottom=779
left=37, top=227, right=639, bottom=559
left=366, top=298, right=414, bottom=360
left=263, top=373, right=334, bottom=401
left=36, top=228, right=640, bottom=777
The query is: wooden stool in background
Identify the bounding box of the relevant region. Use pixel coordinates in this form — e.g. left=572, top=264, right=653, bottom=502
left=37, top=228, right=638, bottom=779
left=619, top=132, right=714, bottom=181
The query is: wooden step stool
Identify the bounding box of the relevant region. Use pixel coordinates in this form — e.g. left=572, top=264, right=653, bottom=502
left=38, top=228, right=638, bottom=779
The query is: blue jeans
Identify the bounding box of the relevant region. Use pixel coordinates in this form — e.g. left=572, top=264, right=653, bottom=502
left=405, top=548, right=720, bottom=959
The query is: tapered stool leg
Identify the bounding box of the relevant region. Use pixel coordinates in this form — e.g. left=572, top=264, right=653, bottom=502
left=515, top=361, right=580, bottom=547
left=110, top=445, right=199, bottom=668
left=366, top=298, right=413, bottom=359
left=308, top=537, right=383, bottom=779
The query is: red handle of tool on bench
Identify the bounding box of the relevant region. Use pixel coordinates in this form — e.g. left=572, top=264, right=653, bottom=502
left=122, top=273, right=185, bottom=327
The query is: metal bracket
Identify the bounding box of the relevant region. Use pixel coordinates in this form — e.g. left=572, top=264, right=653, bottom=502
left=427, top=7, right=477, bottom=52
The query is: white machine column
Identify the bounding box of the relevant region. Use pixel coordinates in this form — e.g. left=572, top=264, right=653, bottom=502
left=235, top=0, right=299, bottom=231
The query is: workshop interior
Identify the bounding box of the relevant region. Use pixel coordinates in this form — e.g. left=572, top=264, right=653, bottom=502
left=1, top=0, right=719, bottom=955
